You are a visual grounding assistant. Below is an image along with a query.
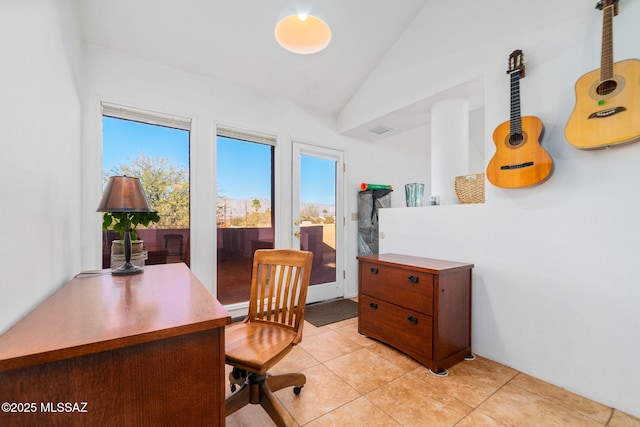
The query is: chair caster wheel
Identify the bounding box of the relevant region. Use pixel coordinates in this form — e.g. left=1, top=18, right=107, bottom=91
left=232, top=367, right=246, bottom=380
left=230, top=384, right=237, bottom=392
left=293, top=386, right=303, bottom=395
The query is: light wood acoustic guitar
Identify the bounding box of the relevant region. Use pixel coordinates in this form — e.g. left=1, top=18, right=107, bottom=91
left=487, top=50, right=553, bottom=188
left=565, top=0, right=640, bottom=149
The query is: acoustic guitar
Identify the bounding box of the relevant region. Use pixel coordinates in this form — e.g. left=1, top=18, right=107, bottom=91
left=565, top=0, right=640, bottom=149
left=487, top=50, right=553, bottom=188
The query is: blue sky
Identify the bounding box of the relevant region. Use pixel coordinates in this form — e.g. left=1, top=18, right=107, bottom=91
left=300, top=155, right=336, bottom=205
left=216, top=138, right=336, bottom=205
left=102, top=117, right=189, bottom=173
left=216, top=137, right=272, bottom=200
left=104, top=117, right=335, bottom=205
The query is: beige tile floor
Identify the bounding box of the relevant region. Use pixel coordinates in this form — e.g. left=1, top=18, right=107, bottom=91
left=225, top=317, right=640, bottom=427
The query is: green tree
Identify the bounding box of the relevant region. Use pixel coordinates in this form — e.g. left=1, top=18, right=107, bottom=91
left=252, top=198, right=261, bottom=213
left=105, top=153, right=189, bottom=228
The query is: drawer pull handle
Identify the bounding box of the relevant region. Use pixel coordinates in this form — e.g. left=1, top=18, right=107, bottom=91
left=408, top=275, right=419, bottom=283
left=407, top=316, right=418, bottom=325
left=369, top=302, right=378, bottom=310
left=370, top=267, right=379, bottom=274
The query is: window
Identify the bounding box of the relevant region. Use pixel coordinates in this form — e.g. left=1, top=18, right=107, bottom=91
left=101, top=103, right=191, bottom=269
left=216, top=126, right=276, bottom=305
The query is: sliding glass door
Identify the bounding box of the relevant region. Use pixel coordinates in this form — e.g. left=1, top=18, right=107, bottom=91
left=216, top=129, right=276, bottom=305
left=215, top=132, right=344, bottom=306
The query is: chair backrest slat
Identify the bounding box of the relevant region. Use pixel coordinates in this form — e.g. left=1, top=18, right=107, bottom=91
left=246, top=249, right=313, bottom=342
left=287, top=266, right=301, bottom=325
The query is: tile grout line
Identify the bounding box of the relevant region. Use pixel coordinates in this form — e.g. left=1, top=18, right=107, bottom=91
left=604, top=407, right=615, bottom=426
left=296, top=346, right=366, bottom=426
left=362, top=393, right=405, bottom=427
left=475, top=367, right=520, bottom=408
left=452, top=369, right=521, bottom=426
left=504, top=373, right=614, bottom=426
left=452, top=407, right=507, bottom=427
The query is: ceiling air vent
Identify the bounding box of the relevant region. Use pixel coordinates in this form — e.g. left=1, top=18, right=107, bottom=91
left=368, top=125, right=393, bottom=135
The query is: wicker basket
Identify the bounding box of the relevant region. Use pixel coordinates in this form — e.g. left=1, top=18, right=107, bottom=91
left=455, top=173, right=485, bottom=204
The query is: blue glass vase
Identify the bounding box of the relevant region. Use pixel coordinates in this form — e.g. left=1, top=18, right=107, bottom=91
left=405, top=183, right=425, bottom=207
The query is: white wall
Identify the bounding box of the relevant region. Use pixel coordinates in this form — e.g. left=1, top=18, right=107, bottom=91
left=345, top=0, right=640, bottom=417
left=0, top=0, right=83, bottom=334
left=342, top=125, right=431, bottom=298
left=349, top=125, right=431, bottom=209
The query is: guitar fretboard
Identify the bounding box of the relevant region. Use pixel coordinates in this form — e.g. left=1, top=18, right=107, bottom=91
left=509, top=70, right=522, bottom=136
left=601, top=4, right=614, bottom=81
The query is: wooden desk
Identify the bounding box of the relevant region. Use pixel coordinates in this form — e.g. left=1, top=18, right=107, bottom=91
left=0, top=263, right=231, bottom=426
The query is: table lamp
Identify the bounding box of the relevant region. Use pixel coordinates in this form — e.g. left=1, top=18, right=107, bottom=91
left=97, top=176, right=153, bottom=275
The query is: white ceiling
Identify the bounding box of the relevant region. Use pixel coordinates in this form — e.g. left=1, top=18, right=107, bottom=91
left=77, top=0, right=431, bottom=117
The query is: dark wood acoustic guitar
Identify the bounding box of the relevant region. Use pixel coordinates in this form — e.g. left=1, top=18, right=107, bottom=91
left=565, top=0, right=640, bottom=149
left=487, top=50, right=553, bottom=188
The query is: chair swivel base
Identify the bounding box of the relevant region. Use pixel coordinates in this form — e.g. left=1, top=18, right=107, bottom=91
left=226, top=370, right=305, bottom=427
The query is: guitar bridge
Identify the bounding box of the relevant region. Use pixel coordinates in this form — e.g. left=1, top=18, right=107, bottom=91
left=588, top=106, right=626, bottom=119
left=500, top=161, right=534, bottom=170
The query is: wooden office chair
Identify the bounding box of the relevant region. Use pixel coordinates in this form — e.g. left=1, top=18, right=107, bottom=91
left=225, top=249, right=313, bottom=427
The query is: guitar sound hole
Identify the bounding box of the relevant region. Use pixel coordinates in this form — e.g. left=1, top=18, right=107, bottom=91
left=596, top=79, right=617, bottom=96
left=508, top=133, right=524, bottom=147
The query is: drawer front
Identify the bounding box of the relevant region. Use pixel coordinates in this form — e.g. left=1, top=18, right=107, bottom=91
left=360, top=262, right=433, bottom=315
left=359, top=296, right=433, bottom=361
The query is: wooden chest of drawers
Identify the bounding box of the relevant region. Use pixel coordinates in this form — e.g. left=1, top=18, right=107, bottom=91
left=357, top=253, right=474, bottom=375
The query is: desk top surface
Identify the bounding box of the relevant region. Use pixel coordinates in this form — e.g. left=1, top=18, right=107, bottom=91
left=0, top=263, right=230, bottom=372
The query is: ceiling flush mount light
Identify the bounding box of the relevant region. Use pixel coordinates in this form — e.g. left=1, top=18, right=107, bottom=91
left=275, top=5, right=331, bottom=54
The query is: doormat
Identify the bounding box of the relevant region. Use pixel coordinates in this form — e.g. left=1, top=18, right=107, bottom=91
left=304, top=299, right=358, bottom=327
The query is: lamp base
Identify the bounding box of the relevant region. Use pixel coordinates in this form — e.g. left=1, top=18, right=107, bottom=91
left=111, top=262, right=144, bottom=276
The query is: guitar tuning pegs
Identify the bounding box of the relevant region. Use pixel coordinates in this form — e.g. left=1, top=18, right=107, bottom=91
left=596, top=0, right=620, bottom=14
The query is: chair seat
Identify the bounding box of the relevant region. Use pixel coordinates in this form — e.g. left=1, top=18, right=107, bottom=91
left=225, top=322, right=297, bottom=374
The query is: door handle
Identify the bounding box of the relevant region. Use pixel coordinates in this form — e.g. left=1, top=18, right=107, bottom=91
left=294, top=231, right=300, bottom=237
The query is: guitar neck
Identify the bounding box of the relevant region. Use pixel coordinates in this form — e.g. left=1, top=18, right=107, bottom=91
left=509, top=70, right=522, bottom=135
left=601, top=4, right=615, bottom=80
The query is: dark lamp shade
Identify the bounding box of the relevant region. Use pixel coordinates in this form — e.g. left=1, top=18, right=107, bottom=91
left=96, top=176, right=153, bottom=213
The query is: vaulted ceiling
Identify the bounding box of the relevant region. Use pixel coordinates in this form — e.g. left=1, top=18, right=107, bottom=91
left=77, top=0, right=430, bottom=117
